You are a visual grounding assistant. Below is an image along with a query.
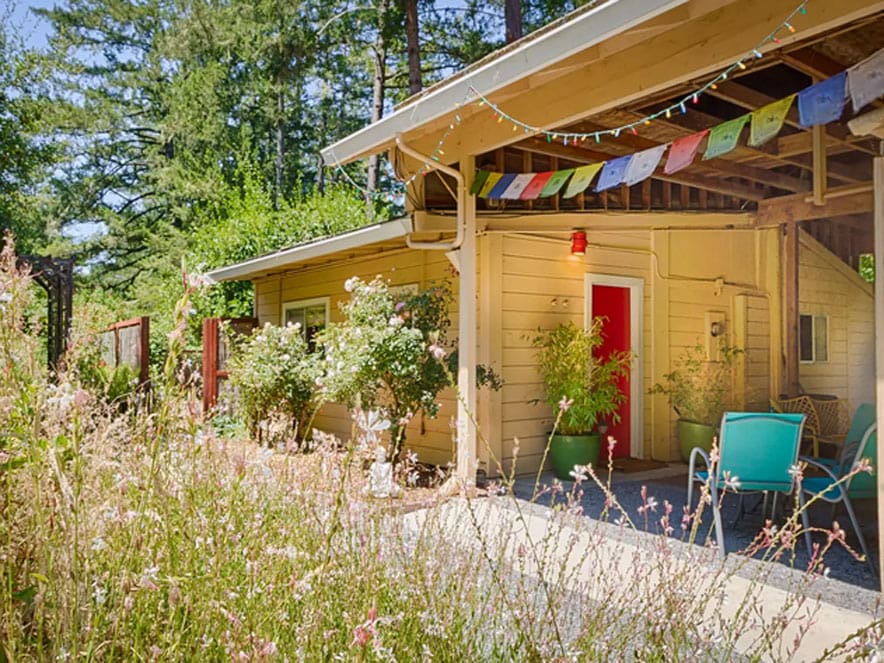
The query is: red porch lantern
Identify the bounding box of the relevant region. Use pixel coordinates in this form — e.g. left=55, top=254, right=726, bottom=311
left=570, top=230, right=587, bottom=256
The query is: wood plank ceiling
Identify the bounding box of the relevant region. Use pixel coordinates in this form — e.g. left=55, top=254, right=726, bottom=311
left=424, top=12, right=884, bottom=270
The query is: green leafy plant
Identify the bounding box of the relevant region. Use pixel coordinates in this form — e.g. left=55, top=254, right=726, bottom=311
left=531, top=319, right=631, bottom=436
left=649, top=341, right=743, bottom=425
left=319, top=277, right=453, bottom=461
left=227, top=321, right=322, bottom=447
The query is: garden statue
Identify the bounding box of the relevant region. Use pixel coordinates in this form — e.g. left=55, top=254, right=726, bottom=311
left=366, top=445, right=401, bottom=498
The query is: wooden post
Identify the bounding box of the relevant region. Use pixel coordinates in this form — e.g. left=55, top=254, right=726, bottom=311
left=783, top=223, right=801, bottom=396
left=812, top=123, right=827, bottom=206
left=457, top=156, right=478, bottom=488
left=873, top=154, right=884, bottom=583
left=478, top=234, right=503, bottom=477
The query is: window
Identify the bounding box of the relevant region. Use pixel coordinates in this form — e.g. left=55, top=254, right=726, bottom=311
left=389, top=283, right=419, bottom=299
left=282, top=297, right=329, bottom=351
left=799, top=314, right=828, bottom=363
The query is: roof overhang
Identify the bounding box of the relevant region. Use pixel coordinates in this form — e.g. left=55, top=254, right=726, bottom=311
left=205, top=217, right=414, bottom=282
left=320, top=0, right=688, bottom=167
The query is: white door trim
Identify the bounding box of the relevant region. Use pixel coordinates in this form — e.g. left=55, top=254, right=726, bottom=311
left=585, top=274, right=644, bottom=459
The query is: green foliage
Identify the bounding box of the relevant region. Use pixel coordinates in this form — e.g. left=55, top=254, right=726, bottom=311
left=532, top=319, right=631, bottom=436
left=227, top=321, right=322, bottom=447
left=859, top=253, right=874, bottom=283
left=320, top=277, right=452, bottom=459
left=649, top=342, right=743, bottom=425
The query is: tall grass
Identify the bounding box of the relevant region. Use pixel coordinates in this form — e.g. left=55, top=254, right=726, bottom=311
left=1, top=236, right=881, bottom=661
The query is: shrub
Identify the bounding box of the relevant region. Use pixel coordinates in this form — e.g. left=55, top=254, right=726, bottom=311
left=227, top=321, right=321, bottom=447
left=319, top=277, right=452, bottom=461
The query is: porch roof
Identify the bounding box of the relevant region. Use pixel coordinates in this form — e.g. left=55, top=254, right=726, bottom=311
left=204, top=216, right=413, bottom=282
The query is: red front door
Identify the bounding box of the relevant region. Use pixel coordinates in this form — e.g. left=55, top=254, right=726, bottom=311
left=592, top=285, right=631, bottom=459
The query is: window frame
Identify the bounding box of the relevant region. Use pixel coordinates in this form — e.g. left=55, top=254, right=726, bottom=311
left=281, top=296, right=330, bottom=346
left=798, top=313, right=829, bottom=364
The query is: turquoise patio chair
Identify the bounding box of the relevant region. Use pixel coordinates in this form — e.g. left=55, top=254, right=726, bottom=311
left=687, top=411, right=806, bottom=557
left=814, top=402, right=875, bottom=470
left=800, top=423, right=877, bottom=574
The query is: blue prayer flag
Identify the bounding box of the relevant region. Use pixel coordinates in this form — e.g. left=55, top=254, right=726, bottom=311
left=486, top=173, right=517, bottom=199
left=594, top=155, right=633, bottom=192
left=798, top=72, right=847, bottom=128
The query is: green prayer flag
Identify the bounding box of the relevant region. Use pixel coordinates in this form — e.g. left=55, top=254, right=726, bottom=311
left=538, top=169, right=575, bottom=197
left=703, top=114, right=749, bottom=160
left=563, top=163, right=604, bottom=198
left=470, top=170, right=490, bottom=196
left=749, top=95, right=795, bottom=147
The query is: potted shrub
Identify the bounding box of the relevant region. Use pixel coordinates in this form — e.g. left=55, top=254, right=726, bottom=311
left=532, top=319, right=631, bottom=480
left=649, top=342, right=742, bottom=461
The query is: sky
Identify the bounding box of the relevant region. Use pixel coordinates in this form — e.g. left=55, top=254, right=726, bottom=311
left=7, top=0, right=54, bottom=49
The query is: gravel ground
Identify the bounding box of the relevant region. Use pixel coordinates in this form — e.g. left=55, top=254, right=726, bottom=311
left=511, top=465, right=883, bottom=611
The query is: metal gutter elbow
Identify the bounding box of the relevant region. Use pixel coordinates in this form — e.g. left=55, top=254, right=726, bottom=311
left=395, top=135, right=466, bottom=251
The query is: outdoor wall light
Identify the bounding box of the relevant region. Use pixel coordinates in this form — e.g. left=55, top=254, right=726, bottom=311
left=710, top=321, right=725, bottom=338
left=570, top=230, right=587, bottom=256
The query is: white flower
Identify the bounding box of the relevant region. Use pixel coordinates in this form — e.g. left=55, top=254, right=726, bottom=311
left=388, top=315, right=404, bottom=327
left=428, top=344, right=446, bottom=360
left=344, top=277, right=358, bottom=292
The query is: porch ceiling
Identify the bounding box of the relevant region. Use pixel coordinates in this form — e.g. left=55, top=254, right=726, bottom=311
left=419, top=10, right=884, bottom=270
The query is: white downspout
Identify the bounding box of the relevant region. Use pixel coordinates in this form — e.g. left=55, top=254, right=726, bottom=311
left=394, top=135, right=477, bottom=491
left=395, top=135, right=465, bottom=251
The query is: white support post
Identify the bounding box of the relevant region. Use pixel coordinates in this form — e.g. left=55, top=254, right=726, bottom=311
left=875, top=154, right=884, bottom=583
left=456, top=156, right=478, bottom=489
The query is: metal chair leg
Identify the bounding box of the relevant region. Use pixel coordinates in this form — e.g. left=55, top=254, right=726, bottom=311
left=841, top=495, right=876, bottom=577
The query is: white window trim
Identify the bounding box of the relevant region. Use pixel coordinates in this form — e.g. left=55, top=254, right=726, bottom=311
left=584, top=273, right=644, bottom=459
left=798, top=313, right=829, bottom=364
left=282, top=296, right=330, bottom=331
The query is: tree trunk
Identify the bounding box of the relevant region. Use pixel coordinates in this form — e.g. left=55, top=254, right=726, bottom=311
left=275, top=88, right=284, bottom=210
left=405, top=0, right=421, bottom=95
left=505, top=0, right=522, bottom=43
left=366, top=0, right=389, bottom=201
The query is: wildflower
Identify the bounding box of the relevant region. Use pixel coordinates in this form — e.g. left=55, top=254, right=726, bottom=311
left=351, top=604, right=379, bottom=649
left=395, top=301, right=406, bottom=312
left=607, top=435, right=617, bottom=452
left=788, top=463, right=804, bottom=482
left=428, top=344, right=446, bottom=360
left=91, top=537, right=106, bottom=551
left=558, top=396, right=574, bottom=412
left=569, top=465, right=588, bottom=484
left=722, top=472, right=740, bottom=490
left=92, top=581, right=107, bottom=606
left=344, top=277, right=358, bottom=292
left=388, top=315, right=404, bottom=327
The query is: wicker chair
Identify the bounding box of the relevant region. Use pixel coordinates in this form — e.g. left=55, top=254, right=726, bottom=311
left=771, top=395, right=823, bottom=456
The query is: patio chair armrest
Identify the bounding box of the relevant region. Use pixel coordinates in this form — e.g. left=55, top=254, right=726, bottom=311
left=798, top=455, right=840, bottom=484
left=688, top=446, right=712, bottom=478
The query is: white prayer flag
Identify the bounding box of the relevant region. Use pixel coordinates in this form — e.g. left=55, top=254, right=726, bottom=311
left=500, top=173, right=538, bottom=199
left=623, top=145, right=667, bottom=186
left=849, top=46, right=884, bottom=113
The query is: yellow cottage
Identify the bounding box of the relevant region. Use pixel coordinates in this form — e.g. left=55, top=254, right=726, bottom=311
left=208, top=0, right=882, bottom=512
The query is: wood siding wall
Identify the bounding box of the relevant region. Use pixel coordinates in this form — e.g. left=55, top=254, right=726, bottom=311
left=798, top=231, right=875, bottom=408
left=253, top=248, right=460, bottom=466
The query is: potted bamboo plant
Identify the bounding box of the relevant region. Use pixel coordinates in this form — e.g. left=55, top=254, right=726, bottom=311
left=649, top=342, right=743, bottom=461
left=532, top=319, right=631, bottom=480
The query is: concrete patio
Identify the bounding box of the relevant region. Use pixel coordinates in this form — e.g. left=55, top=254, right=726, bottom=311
left=511, top=463, right=880, bottom=591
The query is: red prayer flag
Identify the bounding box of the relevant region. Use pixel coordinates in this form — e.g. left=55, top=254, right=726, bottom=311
left=664, top=130, right=708, bottom=175
left=519, top=171, right=555, bottom=200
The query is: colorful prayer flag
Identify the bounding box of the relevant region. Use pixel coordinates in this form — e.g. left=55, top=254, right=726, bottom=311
left=519, top=171, right=554, bottom=200
left=664, top=130, right=707, bottom=174
left=470, top=170, right=490, bottom=196
left=798, top=72, right=846, bottom=127
left=562, top=163, right=604, bottom=198
left=594, top=155, right=632, bottom=192
left=477, top=172, right=502, bottom=198
left=538, top=169, right=575, bottom=197
left=487, top=173, right=517, bottom=199
left=848, top=47, right=884, bottom=113
left=500, top=173, right=537, bottom=199
left=703, top=115, right=749, bottom=160
left=623, top=145, right=667, bottom=186
left=749, top=94, right=795, bottom=147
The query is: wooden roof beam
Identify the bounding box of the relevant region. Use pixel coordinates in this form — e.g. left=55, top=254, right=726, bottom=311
left=754, top=182, right=873, bottom=225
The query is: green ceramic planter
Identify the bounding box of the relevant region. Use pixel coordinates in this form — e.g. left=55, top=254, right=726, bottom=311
left=677, top=419, right=717, bottom=462
left=549, top=433, right=601, bottom=480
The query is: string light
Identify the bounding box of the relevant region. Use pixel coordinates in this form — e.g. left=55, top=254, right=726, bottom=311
left=466, top=0, right=810, bottom=146
left=327, top=0, right=811, bottom=197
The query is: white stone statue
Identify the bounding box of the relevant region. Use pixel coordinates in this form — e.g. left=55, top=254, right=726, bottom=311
left=366, top=445, right=401, bottom=498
